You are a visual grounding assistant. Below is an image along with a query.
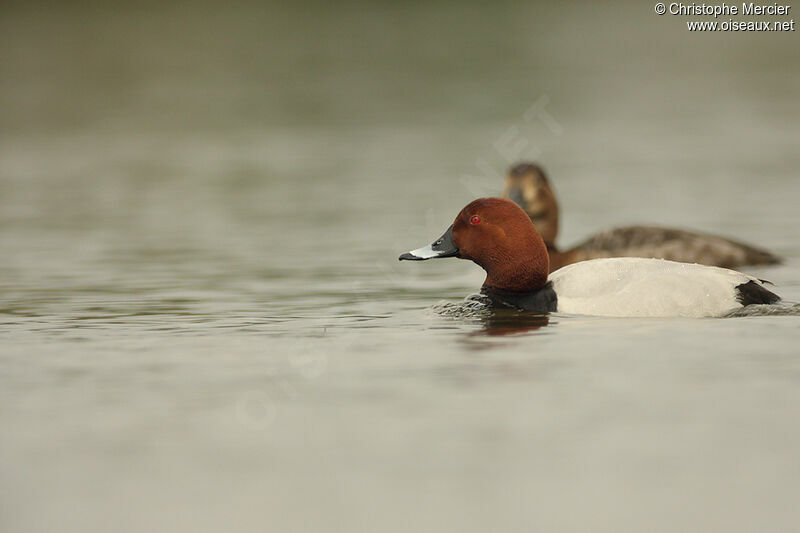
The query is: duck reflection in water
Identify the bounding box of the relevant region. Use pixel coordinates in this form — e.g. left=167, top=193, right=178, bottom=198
left=475, top=309, right=550, bottom=337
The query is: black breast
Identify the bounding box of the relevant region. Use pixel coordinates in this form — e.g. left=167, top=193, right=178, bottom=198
left=481, top=282, right=558, bottom=312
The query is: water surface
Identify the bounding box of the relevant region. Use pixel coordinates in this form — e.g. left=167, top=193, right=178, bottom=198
left=2, top=2, right=800, bottom=532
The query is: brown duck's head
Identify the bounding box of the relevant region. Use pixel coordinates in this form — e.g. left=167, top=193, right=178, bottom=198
left=399, top=198, right=550, bottom=294
left=502, top=162, right=559, bottom=247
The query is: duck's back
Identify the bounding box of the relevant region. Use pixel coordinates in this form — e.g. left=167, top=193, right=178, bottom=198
left=566, top=226, right=780, bottom=269
left=550, top=257, right=779, bottom=317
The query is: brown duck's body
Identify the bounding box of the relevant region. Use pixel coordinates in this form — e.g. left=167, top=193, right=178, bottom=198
left=548, top=226, right=781, bottom=272
left=504, top=163, right=782, bottom=274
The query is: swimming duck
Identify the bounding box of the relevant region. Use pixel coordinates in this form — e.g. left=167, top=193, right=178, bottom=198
left=399, top=197, right=780, bottom=317
left=503, top=163, right=781, bottom=272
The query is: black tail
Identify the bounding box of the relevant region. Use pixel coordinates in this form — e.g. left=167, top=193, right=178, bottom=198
left=736, top=280, right=780, bottom=306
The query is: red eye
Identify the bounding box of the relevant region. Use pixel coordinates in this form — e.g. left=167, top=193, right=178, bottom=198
left=470, top=215, right=480, bottom=225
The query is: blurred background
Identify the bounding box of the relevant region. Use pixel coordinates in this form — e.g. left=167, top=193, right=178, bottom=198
left=1, top=2, right=799, bottom=532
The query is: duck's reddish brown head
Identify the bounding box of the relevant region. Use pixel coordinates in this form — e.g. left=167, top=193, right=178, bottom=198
left=399, top=197, right=550, bottom=293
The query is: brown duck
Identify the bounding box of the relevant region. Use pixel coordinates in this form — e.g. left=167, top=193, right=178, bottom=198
left=503, top=163, right=781, bottom=273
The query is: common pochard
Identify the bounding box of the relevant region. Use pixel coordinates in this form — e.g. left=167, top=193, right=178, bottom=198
left=399, top=198, right=781, bottom=318
left=503, top=163, right=781, bottom=272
